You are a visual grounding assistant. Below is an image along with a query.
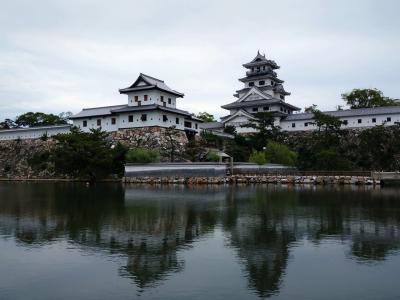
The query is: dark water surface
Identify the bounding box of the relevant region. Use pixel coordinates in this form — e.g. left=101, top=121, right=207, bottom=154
left=1, top=183, right=400, bottom=300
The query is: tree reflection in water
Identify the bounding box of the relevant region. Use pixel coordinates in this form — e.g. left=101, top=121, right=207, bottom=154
left=0, top=183, right=400, bottom=297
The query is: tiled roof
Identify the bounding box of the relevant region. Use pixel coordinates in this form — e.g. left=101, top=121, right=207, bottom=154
left=222, top=99, right=300, bottom=111
left=200, top=122, right=224, bottom=130
left=0, top=124, right=72, bottom=133
left=119, top=73, right=184, bottom=97
left=284, top=106, right=400, bottom=121
left=70, top=104, right=127, bottom=119
left=112, top=104, right=193, bottom=117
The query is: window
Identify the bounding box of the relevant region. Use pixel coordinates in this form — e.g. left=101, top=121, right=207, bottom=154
left=168, top=98, right=172, bottom=104
left=343, top=120, right=348, bottom=125
left=304, top=122, right=308, bottom=127
left=263, top=106, right=270, bottom=111
left=195, top=123, right=198, bottom=129
left=176, top=118, right=179, bottom=125
left=128, top=115, right=133, bottom=122
left=184, top=121, right=192, bottom=128
left=249, top=82, right=254, bottom=87
left=259, top=80, right=265, bottom=85
left=161, top=96, right=164, bottom=102
left=163, top=115, right=168, bottom=122
left=372, top=118, right=376, bottom=123
left=144, top=95, right=148, bottom=101
left=134, top=96, right=138, bottom=102
left=83, top=120, right=87, bottom=127
left=280, top=107, right=283, bottom=111
left=280, top=95, right=285, bottom=100
left=387, top=117, right=392, bottom=122
left=256, top=66, right=260, bottom=71
left=358, top=119, right=362, bottom=124
left=292, top=123, right=296, bottom=128
left=111, top=118, right=116, bottom=125
left=141, top=114, right=147, bottom=121
left=97, top=119, right=101, bottom=126
left=252, top=107, right=258, bottom=112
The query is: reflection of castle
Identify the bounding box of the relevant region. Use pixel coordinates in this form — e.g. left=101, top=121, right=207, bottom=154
left=1, top=185, right=400, bottom=296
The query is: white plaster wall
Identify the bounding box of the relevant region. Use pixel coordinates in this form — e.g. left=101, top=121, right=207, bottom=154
left=281, top=113, right=400, bottom=132
left=0, top=126, right=71, bottom=141
left=74, top=111, right=200, bottom=134
left=127, top=91, right=177, bottom=108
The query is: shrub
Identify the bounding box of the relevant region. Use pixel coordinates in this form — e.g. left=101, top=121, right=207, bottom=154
left=206, top=150, right=220, bottom=162
left=264, top=142, right=297, bottom=166
left=126, top=148, right=160, bottom=163
left=249, top=150, right=267, bottom=165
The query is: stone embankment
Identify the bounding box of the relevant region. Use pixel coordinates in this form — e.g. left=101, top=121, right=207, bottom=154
left=123, top=175, right=378, bottom=185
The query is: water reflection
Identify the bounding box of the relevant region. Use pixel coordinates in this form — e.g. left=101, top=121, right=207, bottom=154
left=0, top=183, right=400, bottom=298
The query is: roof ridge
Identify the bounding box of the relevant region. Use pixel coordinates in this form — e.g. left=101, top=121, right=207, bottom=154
left=82, top=104, right=127, bottom=111
left=140, top=73, right=164, bottom=83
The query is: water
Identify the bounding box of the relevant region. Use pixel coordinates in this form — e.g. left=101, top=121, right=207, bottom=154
left=0, top=183, right=400, bottom=300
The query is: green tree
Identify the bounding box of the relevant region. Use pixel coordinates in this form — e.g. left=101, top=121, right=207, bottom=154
left=342, top=88, right=398, bottom=109
left=126, top=148, right=160, bottom=163
left=15, top=112, right=71, bottom=127
left=195, top=112, right=216, bottom=122
left=223, top=125, right=237, bottom=135
left=163, top=126, right=183, bottom=162
left=0, top=118, right=16, bottom=129
left=249, top=150, right=267, bottom=165
left=51, top=127, right=127, bottom=181
left=264, top=142, right=297, bottom=166
left=241, top=112, right=281, bottom=151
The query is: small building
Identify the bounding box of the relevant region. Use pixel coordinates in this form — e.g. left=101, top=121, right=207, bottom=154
left=70, top=73, right=201, bottom=139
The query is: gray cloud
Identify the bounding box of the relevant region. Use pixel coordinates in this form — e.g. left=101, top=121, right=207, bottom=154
left=0, top=0, right=399, bottom=120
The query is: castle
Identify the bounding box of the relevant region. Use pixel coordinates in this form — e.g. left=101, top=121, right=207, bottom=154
left=1, top=51, right=400, bottom=141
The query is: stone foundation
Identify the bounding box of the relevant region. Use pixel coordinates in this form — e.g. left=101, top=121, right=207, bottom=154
left=123, top=175, right=379, bottom=185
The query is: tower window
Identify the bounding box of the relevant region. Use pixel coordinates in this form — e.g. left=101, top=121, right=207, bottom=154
left=168, top=98, right=172, bottom=104
left=184, top=121, right=192, bottom=128
left=97, top=119, right=101, bottom=126
left=195, top=123, right=198, bottom=129
left=252, top=107, right=258, bottom=112
left=343, top=120, right=348, bottom=125
left=83, top=120, right=87, bottom=127
left=263, top=106, right=269, bottom=111
left=358, top=119, right=362, bottom=124
left=249, top=82, right=254, bottom=87
left=176, top=118, right=179, bottom=124
left=387, top=117, right=392, bottom=122
left=292, top=123, right=296, bottom=128
left=372, top=118, right=376, bottom=123
left=111, top=118, right=116, bottom=125
left=304, top=122, right=308, bottom=127
left=134, top=96, right=138, bottom=102
left=141, top=114, right=147, bottom=121
left=144, top=95, right=148, bottom=101
left=128, top=115, right=133, bottom=122
left=280, top=95, right=285, bottom=100
left=259, top=80, right=265, bottom=85
left=163, top=115, right=168, bottom=122
left=160, top=96, right=164, bottom=102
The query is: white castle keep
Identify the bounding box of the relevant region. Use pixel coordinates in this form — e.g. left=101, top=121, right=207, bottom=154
left=202, top=52, right=400, bottom=134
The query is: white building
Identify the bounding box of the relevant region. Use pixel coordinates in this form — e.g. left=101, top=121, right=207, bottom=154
left=71, top=73, right=201, bottom=139
left=213, top=52, right=400, bottom=134
left=0, top=125, right=71, bottom=141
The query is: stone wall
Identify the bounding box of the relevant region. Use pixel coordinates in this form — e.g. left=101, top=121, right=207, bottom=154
left=123, top=175, right=379, bottom=185
left=0, top=139, right=56, bottom=179
left=110, top=126, right=189, bottom=161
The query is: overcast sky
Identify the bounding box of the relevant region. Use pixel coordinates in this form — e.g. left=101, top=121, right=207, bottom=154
left=1, top=0, right=399, bottom=120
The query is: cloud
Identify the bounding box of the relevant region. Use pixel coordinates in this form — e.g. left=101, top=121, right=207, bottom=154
left=0, top=0, right=399, bottom=120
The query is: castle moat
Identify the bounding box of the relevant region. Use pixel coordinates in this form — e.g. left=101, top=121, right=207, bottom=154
left=1, top=183, right=400, bottom=299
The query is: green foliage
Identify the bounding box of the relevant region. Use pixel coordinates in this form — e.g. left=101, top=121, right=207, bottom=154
left=342, top=88, right=398, bottom=109
left=264, top=142, right=297, bottom=166
left=162, top=126, right=182, bottom=162
left=184, top=139, right=207, bottom=162
left=223, top=125, right=237, bottom=135
left=195, top=112, right=216, bottom=122
left=0, top=118, right=16, bottom=129
left=241, top=112, right=282, bottom=151
left=126, top=148, right=160, bottom=163
left=200, top=130, right=223, bottom=149
left=249, top=150, right=267, bottom=165
left=307, top=106, right=344, bottom=133
left=50, top=127, right=127, bottom=180
left=14, top=112, right=71, bottom=127
left=206, top=150, right=220, bottom=162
